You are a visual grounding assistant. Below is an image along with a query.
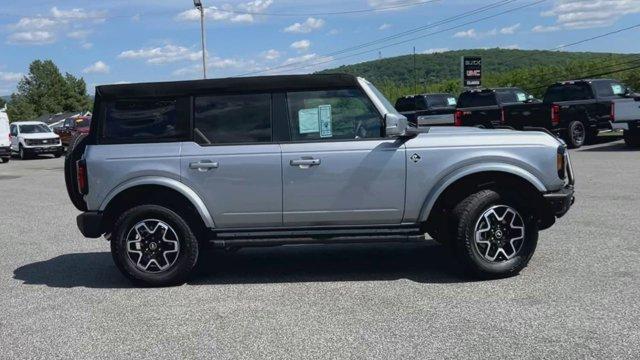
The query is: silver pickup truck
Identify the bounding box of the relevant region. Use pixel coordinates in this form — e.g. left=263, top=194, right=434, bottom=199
left=66, top=74, right=575, bottom=286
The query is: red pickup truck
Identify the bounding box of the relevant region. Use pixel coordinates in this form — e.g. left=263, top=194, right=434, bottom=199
left=54, top=116, right=91, bottom=147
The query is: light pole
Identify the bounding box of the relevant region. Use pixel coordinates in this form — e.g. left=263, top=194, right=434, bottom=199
left=194, top=0, right=207, bottom=79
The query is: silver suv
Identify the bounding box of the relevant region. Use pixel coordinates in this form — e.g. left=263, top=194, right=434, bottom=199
left=66, top=74, right=575, bottom=286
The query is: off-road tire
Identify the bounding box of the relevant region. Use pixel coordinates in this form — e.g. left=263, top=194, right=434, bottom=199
left=566, top=121, right=586, bottom=148
left=111, top=205, right=200, bottom=287
left=623, top=130, right=640, bottom=147
left=450, top=189, right=538, bottom=279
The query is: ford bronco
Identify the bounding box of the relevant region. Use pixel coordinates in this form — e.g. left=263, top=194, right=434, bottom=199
left=66, top=74, right=575, bottom=286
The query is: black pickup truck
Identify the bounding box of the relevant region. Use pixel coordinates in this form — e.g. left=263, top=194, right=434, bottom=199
left=456, top=79, right=632, bottom=148
left=454, top=87, right=538, bottom=128
left=395, top=93, right=457, bottom=127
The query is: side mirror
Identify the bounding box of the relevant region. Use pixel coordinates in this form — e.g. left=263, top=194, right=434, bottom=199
left=385, top=113, right=415, bottom=138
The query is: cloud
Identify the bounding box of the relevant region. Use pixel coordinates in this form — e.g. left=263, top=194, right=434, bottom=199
left=531, top=25, right=561, bottom=33
left=67, top=30, right=92, bottom=40
left=500, top=23, right=521, bottom=34
left=0, top=72, right=23, bottom=82
left=118, top=45, right=204, bottom=65
left=327, top=29, right=340, bottom=35
left=6, top=7, right=105, bottom=46
left=284, top=17, right=325, bottom=33
left=378, top=23, right=392, bottom=31
left=83, top=61, right=110, bottom=74
left=81, top=42, right=93, bottom=49
left=172, top=57, right=257, bottom=77
left=422, top=48, right=449, bottom=54
left=7, top=31, right=56, bottom=45
left=541, top=0, right=640, bottom=29
left=176, top=0, right=273, bottom=24
left=261, top=49, right=281, bottom=60
left=290, top=39, right=311, bottom=52
left=453, top=29, right=478, bottom=38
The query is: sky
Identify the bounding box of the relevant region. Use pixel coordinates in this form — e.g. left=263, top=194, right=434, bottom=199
left=1, top=0, right=639, bottom=95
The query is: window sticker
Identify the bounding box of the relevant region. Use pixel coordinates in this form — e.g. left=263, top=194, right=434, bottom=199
left=447, top=97, right=457, bottom=106
left=516, top=92, right=527, bottom=102
left=298, top=108, right=320, bottom=134
left=611, top=84, right=624, bottom=95
left=318, top=105, right=333, bottom=138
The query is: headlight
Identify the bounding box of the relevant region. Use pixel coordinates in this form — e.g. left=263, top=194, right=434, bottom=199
left=557, top=146, right=566, bottom=180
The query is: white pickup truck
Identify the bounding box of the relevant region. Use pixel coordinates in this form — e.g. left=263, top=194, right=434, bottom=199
left=0, top=106, right=10, bottom=163
left=611, top=94, right=640, bottom=147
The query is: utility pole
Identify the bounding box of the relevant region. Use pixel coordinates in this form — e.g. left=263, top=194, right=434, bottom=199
left=413, top=46, right=417, bottom=94
left=194, top=0, right=207, bottom=79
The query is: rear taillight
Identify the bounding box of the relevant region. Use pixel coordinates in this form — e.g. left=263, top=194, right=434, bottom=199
left=76, top=159, right=88, bottom=195
left=551, top=104, right=560, bottom=126
left=454, top=110, right=463, bottom=126
left=610, top=103, right=615, bottom=122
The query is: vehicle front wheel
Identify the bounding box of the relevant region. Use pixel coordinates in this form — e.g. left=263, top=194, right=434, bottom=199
left=19, top=145, right=29, bottom=160
left=111, top=204, right=200, bottom=286
left=566, top=121, right=586, bottom=148
left=623, top=130, right=640, bottom=147
left=450, top=189, right=538, bottom=279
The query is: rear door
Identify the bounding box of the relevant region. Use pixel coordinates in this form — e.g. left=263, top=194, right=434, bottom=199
left=181, top=93, right=283, bottom=229
left=417, top=95, right=456, bottom=126
left=280, top=88, right=406, bottom=226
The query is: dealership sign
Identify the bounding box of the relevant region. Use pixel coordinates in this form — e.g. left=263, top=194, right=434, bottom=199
left=462, top=56, right=482, bottom=87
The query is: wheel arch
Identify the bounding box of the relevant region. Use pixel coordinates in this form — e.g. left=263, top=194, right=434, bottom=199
left=420, top=165, right=555, bottom=232
left=100, top=177, right=214, bottom=235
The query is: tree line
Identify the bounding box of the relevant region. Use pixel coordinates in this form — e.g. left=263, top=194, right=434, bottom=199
left=5, top=60, right=92, bottom=122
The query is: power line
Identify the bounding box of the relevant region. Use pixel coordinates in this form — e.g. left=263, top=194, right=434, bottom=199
left=0, top=0, right=441, bottom=20
left=238, top=0, right=546, bottom=76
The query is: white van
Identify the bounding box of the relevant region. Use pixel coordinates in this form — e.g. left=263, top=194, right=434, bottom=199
left=0, top=106, right=10, bottom=163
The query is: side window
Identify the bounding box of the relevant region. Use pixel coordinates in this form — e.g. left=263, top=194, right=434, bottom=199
left=194, top=93, right=272, bottom=145
left=64, top=118, right=73, bottom=128
left=287, top=88, right=382, bottom=141
left=395, top=97, right=414, bottom=112
left=427, top=95, right=449, bottom=108
left=103, top=98, right=186, bottom=142
left=415, top=97, right=429, bottom=110
left=593, top=81, right=614, bottom=98
left=10, top=125, right=17, bottom=136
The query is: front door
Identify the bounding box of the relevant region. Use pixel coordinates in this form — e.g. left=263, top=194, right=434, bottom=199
left=281, top=88, right=406, bottom=226
left=181, top=93, right=282, bottom=229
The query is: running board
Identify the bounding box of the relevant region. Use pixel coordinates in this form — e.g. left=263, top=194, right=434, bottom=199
left=209, top=234, right=427, bottom=248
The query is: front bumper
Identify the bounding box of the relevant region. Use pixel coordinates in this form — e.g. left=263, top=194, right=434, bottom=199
left=77, top=212, right=104, bottom=238
left=0, top=146, right=10, bottom=157
left=543, top=187, right=575, bottom=218
left=23, top=145, right=64, bottom=154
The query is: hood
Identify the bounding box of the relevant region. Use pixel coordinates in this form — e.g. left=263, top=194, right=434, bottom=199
left=20, top=133, right=60, bottom=140
left=407, top=126, right=563, bottom=149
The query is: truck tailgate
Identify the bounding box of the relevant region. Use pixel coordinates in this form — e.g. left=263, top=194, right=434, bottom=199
left=613, top=98, right=640, bottom=122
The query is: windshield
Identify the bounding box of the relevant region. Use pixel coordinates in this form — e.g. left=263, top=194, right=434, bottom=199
left=19, top=124, right=51, bottom=134
left=75, top=118, right=91, bottom=127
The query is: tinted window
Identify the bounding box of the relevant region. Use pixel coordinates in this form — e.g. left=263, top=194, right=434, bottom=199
left=416, top=97, right=429, bottom=110
left=194, top=93, right=271, bottom=145
left=458, top=92, right=497, bottom=108
left=593, top=81, right=625, bottom=98
left=395, top=97, right=415, bottom=112
left=104, top=99, right=184, bottom=141
left=544, top=83, right=593, bottom=103
left=287, top=89, right=382, bottom=141
left=427, top=94, right=456, bottom=108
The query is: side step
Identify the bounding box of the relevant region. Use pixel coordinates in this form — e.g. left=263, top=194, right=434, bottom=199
left=208, top=225, right=425, bottom=248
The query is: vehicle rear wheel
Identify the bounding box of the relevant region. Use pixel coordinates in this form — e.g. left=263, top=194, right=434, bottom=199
left=623, top=130, right=640, bottom=147
left=566, top=121, right=586, bottom=148
left=0, top=157, right=9, bottom=163
left=450, top=189, right=538, bottom=279
left=111, top=204, right=200, bottom=286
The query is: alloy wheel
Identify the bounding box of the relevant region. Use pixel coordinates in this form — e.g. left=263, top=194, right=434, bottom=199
left=572, top=122, right=585, bottom=145
left=126, top=219, right=180, bottom=273
left=474, top=205, right=525, bottom=262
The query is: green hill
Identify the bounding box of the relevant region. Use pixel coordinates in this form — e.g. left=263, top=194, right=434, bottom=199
left=319, top=48, right=637, bottom=85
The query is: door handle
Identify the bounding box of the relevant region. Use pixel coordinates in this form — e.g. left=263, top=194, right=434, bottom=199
left=290, top=158, right=321, bottom=168
left=189, top=160, right=219, bottom=171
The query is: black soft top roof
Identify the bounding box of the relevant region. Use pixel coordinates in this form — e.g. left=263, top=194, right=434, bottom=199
left=96, top=73, right=360, bottom=99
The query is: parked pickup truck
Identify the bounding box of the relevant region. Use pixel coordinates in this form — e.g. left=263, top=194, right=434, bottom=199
left=456, top=79, right=631, bottom=148
left=66, top=74, right=575, bottom=286
left=54, top=116, right=91, bottom=147
left=611, top=91, right=640, bottom=147
left=454, top=87, right=538, bottom=128
left=395, top=93, right=457, bottom=127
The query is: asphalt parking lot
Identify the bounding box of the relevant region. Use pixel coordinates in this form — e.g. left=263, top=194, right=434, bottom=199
left=0, top=137, right=638, bottom=359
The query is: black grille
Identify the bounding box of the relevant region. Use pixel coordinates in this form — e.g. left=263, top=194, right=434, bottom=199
left=26, top=138, right=59, bottom=146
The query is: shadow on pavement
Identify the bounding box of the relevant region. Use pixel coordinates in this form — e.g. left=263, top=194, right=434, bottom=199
left=13, top=242, right=467, bottom=288
left=578, top=140, right=636, bottom=152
